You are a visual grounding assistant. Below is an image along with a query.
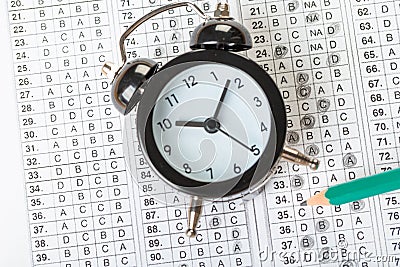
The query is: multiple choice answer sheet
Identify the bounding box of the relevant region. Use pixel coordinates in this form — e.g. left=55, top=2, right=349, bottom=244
left=6, top=0, right=400, bottom=266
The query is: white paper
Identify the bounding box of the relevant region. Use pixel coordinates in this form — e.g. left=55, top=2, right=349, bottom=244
left=5, top=0, right=400, bottom=266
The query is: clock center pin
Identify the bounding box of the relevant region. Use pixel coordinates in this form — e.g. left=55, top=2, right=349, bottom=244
left=204, top=118, right=220, bottom=134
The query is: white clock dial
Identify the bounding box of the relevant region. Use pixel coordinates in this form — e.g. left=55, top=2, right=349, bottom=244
left=152, top=63, right=273, bottom=183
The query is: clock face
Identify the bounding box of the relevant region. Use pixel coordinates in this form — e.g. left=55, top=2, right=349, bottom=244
left=151, top=63, right=273, bottom=183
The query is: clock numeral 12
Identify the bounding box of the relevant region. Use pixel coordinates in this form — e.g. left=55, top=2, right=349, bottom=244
left=183, top=75, right=198, bottom=88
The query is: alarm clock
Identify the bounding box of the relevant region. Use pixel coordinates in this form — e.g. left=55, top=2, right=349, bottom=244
left=102, top=1, right=319, bottom=237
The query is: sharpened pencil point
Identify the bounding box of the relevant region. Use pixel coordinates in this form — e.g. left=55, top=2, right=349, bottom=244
left=300, top=200, right=307, bottom=206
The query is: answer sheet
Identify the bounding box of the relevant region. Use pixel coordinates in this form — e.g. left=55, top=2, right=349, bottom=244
left=6, top=0, right=400, bottom=266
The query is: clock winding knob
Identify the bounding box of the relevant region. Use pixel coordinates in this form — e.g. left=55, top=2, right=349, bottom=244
left=281, top=146, right=320, bottom=170
left=186, top=197, right=203, bottom=238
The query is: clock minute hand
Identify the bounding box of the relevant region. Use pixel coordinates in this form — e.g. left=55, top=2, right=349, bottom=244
left=212, top=79, right=231, bottom=119
left=218, top=127, right=253, bottom=152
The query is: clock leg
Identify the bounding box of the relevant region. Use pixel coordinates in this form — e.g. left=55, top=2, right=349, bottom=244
left=186, top=196, right=203, bottom=238
left=281, top=146, right=320, bottom=170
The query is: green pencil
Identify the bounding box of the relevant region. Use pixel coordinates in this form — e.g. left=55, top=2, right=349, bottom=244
left=301, top=167, right=400, bottom=206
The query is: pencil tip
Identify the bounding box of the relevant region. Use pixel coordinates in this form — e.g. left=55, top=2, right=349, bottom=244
left=300, top=200, right=307, bottom=206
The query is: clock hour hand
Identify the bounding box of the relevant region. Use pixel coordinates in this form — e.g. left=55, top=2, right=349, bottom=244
left=175, top=120, right=204, bottom=127
left=212, top=79, right=231, bottom=119
left=175, top=118, right=220, bottom=134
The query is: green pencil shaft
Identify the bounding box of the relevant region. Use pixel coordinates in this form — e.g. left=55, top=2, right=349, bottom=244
left=325, top=167, right=400, bottom=205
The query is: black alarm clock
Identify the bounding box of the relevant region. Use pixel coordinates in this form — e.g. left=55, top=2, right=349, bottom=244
left=102, top=2, right=319, bottom=237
